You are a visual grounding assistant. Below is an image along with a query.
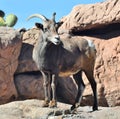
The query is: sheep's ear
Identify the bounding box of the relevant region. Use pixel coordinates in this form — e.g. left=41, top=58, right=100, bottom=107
left=18, top=28, right=26, bottom=33
left=35, top=23, right=43, bottom=30
left=56, top=21, right=63, bottom=30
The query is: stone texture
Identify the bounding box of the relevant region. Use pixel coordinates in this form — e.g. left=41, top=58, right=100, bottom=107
left=59, top=0, right=120, bottom=34
left=14, top=72, right=77, bottom=105
left=93, top=37, right=120, bottom=107
left=0, top=99, right=71, bottom=119
left=0, top=99, right=119, bottom=119
left=0, top=27, right=22, bottom=104
left=16, top=28, right=40, bottom=73
left=14, top=72, right=45, bottom=100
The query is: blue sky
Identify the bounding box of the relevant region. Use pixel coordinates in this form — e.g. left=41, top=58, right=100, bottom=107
left=1, top=0, right=104, bottom=29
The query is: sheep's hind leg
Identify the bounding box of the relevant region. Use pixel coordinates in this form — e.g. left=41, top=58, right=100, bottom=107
left=85, top=70, right=98, bottom=111
left=71, top=71, right=85, bottom=111
left=49, top=74, right=57, bottom=108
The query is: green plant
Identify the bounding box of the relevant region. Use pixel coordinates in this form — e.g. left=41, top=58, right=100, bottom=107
left=0, top=10, right=18, bottom=27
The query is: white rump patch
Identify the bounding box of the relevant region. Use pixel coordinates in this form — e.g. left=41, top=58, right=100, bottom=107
left=87, top=39, right=95, bottom=49
left=86, top=39, right=96, bottom=58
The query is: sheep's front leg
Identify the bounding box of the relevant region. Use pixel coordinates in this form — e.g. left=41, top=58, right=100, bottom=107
left=49, top=74, right=57, bottom=108
left=41, top=71, right=50, bottom=107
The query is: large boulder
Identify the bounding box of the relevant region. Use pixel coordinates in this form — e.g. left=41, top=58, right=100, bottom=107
left=14, top=72, right=77, bottom=104
left=94, top=37, right=120, bottom=106
left=0, top=27, right=22, bottom=104
left=59, top=0, right=120, bottom=34
left=16, top=28, right=40, bottom=73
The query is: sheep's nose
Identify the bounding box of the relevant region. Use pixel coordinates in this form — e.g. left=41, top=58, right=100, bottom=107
left=55, top=36, right=61, bottom=45
left=55, top=36, right=60, bottom=40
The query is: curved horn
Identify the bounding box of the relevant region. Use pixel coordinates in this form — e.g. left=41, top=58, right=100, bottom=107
left=52, top=12, right=56, bottom=21
left=27, top=14, right=48, bottom=21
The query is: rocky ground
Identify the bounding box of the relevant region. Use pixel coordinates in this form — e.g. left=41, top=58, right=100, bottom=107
left=0, top=99, right=119, bottom=119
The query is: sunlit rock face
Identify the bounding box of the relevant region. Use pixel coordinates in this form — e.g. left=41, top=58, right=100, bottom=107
left=0, top=27, right=22, bottom=104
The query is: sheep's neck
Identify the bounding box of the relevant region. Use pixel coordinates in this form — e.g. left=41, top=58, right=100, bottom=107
left=39, top=41, right=48, bottom=57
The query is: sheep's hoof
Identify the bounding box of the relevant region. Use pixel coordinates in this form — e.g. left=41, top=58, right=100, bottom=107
left=93, top=106, right=98, bottom=111
left=42, top=100, right=49, bottom=107
left=70, top=103, right=80, bottom=113
left=71, top=104, right=75, bottom=111
left=49, top=100, right=57, bottom=108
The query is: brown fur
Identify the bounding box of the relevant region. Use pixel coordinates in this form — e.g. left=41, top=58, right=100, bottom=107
left=27, top=13, right=98, bottom=111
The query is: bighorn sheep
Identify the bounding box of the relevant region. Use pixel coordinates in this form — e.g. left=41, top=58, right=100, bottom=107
left=27, top=13, right=98, bottom=111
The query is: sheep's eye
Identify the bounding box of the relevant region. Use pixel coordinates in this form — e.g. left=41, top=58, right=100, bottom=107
left=44, top=28, right=48, bottom=32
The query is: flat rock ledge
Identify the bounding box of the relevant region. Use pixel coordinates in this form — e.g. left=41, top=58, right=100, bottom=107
left=0, top=99, right=119, bottom=119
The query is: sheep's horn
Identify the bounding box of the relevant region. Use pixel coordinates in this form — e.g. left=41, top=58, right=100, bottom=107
left=27, top=14, right=48, bottom=21
left=52, top=12, right=56, bottom=21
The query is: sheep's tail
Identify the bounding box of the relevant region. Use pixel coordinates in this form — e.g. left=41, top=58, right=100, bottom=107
left=86, top=39, right=96, bottom=59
